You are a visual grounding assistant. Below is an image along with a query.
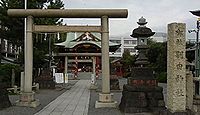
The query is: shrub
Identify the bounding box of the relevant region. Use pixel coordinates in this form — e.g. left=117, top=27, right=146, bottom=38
left=0, top=64, right=21, bottom=87
left=156, top=72, right=167, bottom=83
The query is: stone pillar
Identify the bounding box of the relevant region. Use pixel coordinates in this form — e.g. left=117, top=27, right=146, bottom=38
left=101, top=16, right=110, bottom=94
left=92, top=57, right=96, bottom=75
left=90, top=57, right=97, bottom=89
left=24, top=16, right=33, bottom=93
left=95, top=16, right=117, bottom=108
left=167, top=23, right=186, bottom=113
left=11, top=69, right=15, bottom=87
left=16, top=16, right=40, bottom=107
left=64, top=56, right=68, bottom=76
left=20, top=72, right=24, bottom=92
left=64, top=56, right=68, bottom=83
left=95, top=57, right=100, bottom=78
left=74, top=56, right=78, bottom=79
left=186, top=70, right=193, bottom=110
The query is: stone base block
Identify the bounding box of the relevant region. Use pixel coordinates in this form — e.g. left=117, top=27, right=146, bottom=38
left=89, top=84, right=98, bottom=90
left=95, top=93, right=117, bottom=108
left=95, top=101, right=117, bottom=108
left=99, top=93, right=114, bottom=102
left=163, top=109, right=194, bottom=115
left=16, top=92, right=40, bottom=108
left=119, top=85, right=165, bottom=113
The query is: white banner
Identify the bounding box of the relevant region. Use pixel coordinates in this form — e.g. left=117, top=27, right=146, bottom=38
left=64, top=73, right=68, bottom=83
left=55, top=73, right=64, bottom=83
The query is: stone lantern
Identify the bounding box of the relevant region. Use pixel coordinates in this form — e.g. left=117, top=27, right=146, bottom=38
left=119, top=17, right=165, bottom=113
left=131, top=16, right=155, bottom=67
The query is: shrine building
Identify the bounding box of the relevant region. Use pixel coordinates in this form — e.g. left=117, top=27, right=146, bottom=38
left=54, top=32, right=121, bottom=77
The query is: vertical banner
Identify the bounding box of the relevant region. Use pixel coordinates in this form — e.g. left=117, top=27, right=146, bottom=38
left=64, top=73, right=68, bottom=83
left=55, top=73, right=64, bottom=83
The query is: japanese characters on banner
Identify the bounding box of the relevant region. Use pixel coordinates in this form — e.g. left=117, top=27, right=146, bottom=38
left=55, top=73, right=68, bottom=83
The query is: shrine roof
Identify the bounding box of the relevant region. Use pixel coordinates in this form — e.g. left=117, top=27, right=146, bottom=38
left=55, top=32, right=120, bottom=49
left=190, top=10, right=200, bottom=17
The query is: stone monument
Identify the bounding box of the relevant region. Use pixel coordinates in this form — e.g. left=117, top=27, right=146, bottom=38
left=166, top=23, right=192, bottom=114
left=35, top=69, right=55, bottom=89
left=119, top=17, right=165, bottom=113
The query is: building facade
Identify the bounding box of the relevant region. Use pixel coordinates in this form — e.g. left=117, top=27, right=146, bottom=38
left=0, top=38, right=21, bottom=64
left=54, top=32, right=120, bottom=77
left=109, top=35, right=137, bottom=58
left=150, top=32, right=167, bottom=42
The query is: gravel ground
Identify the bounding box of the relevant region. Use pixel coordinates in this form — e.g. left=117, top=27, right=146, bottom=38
left=0, top=80, right=78, bottom=115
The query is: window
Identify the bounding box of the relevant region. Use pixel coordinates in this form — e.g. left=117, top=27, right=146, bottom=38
left=132, top=40, right=137, bottom=44
left=124, top=40, right=129, bottom=44
left=124, top=40, right=137, bottom=45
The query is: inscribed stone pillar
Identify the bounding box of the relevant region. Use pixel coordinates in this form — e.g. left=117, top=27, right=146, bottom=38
left=92, top=57, right=96, bottom=75
left=90, top=57, right=97, bottom=90
left=186, top=70, right=193, bottom=110
left=64, top=56, right=68, bottom=83
left=167, top=23, right=186, bottom=112
left=20, top=72, right=24, bottom=92
left=11, top=69, right=15, bottom=87
left=65, top=56, right=68, bottom=74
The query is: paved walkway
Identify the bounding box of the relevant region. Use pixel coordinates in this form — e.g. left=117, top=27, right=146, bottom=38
left=35, top=80, right=90, bottom=115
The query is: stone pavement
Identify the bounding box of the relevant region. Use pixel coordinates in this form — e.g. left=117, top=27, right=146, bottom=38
left=35, top=80, right=90, bottom=115
left=0, top=72, right=167, bottom=115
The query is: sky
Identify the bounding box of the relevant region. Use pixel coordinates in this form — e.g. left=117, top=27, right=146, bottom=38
left=62, top=0, right=200, bottom=37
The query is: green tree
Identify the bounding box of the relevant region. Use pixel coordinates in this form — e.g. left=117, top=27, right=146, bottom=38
left=147, top=38, right=167, bottom=73
left=0, top=0, right=64, bottom=73
left=121, top=49, right=136, bottom=77
left=147, top=38, right=167, bottom=82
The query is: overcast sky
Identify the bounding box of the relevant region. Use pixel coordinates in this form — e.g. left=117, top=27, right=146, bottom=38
left=63, top=0, right=200, bottom=37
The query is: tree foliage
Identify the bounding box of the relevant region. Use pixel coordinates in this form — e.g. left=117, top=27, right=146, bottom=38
left=121, top=49, right=136, bottom=77
left=147, top=38, right=167, bottom=73
left=0, top=0, right=64, bottom=71
left=0, top=64, right=20, bottom=86
left=147, top=38, right=167, bottom=82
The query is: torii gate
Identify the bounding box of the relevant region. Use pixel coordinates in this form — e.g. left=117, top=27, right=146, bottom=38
left=7, top=9, right=128, bottom=108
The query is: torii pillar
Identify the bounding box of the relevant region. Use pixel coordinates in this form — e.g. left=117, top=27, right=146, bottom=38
left=95, top=16, right=117, bottom=107
left=7, top=9, right=128, bottom=108
left=16, top=16, right=40, bottom=107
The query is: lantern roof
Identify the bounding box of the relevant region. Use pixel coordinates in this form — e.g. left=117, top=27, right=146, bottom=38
left=130, top=17, right=155, bottom=38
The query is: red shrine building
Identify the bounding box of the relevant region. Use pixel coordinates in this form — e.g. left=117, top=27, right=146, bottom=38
left=54, top=32, right=121, bottom=78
